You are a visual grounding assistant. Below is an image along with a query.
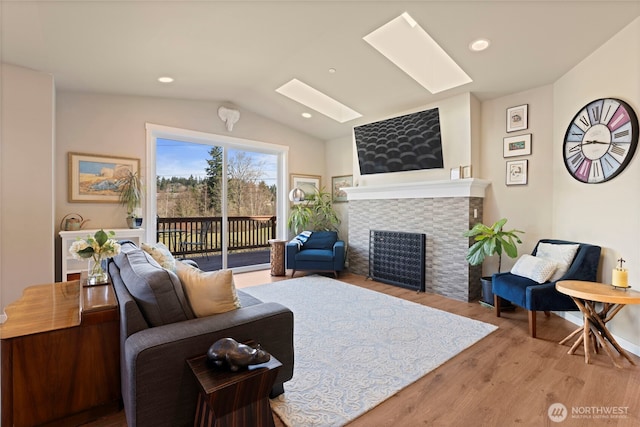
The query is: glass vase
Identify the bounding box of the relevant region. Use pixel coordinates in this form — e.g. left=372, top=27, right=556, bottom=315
left=87, top=255, right=108, bottom=285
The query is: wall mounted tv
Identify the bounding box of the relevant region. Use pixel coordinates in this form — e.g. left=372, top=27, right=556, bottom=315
left=354, top=107, right=443, bottom=175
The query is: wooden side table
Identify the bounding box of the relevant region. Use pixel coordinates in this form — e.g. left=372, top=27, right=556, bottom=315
left=268, top=239, right=287, bottom=276
left=187, top=354, right=282, bottom=427
left=556, top=280, right=640, bottom=368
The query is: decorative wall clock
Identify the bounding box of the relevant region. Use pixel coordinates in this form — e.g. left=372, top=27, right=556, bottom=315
left=563, top=98, right=639, bottom=183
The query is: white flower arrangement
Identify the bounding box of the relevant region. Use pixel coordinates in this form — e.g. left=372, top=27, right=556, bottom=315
left=69, top=229, right=121, bottom=260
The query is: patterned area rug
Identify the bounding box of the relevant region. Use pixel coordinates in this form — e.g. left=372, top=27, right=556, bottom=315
left=243, top=276, right=498, bottom=427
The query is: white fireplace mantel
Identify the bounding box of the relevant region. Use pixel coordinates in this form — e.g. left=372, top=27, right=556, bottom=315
left=343, top=178, right=491, bottom=200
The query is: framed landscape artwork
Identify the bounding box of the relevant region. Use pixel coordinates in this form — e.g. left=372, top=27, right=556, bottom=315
left=290, top=173, right=321, bottom=202
left=503, top=134, right=532, bottom=157
left=68, top=152, right=139, bottom=203
left=331, top=175, right=352, bottom=203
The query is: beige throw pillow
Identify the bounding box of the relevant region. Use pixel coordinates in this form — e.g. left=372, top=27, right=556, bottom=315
left=511, top=254, right=557, bottom=284
left=141, top=242, right=177, bottom=272
left=535, top=243, right=579, bottom=282
left=175, top=261, right=241, bottom=316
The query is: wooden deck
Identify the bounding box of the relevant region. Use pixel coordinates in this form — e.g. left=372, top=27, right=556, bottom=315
left=181, top=248, right=271, bottom=271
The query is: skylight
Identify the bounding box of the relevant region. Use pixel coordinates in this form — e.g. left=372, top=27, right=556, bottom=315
left=276, top=79, right=362, bottom=123
left=363, top=12, right=472, bottom=94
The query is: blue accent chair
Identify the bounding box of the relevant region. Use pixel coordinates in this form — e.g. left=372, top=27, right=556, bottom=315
left=493, top=239, right=601, bottom=338
left=286, top=231, right=345, bottom=278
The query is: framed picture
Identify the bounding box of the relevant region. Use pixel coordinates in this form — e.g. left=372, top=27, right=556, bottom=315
left=290, top=173, right=321, bottom=203
left=503, top=134, right=532, bottom=158
left=68, top=152, right=139, bottom=203
left=331, top=175, right=353, bottom=203
left=450, top=167, right=461, bottom=180
left=506, top=159, right=528, bottom=186
left=462, top=165, right=473, bottom=178
left=506, top=104, right=528, bottom=133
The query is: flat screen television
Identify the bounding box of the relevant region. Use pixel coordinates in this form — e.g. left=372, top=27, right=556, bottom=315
left=354, top=108, right=443, bottom=175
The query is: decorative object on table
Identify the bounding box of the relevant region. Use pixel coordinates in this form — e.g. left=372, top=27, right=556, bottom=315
left=217, top=106, right=241, bottom=131
left=503, top=134, right=532, bottom=157
left=506, top=159, right=528, bottom=185
left=463, top=218, right=524, bottom=307
left=69, top=229, right=121, bottom=285
left=60, top=213, right=89, bottom=231
left=563, top=97, right=638, bottom=183
left=506, top=104, right=528, bottom=132
left=288, top=187, right=306, bottom=203
left=206, top=338, right=271, bottom=372
left=462, top=165, right=472, bottom=178
left=331, top=175, right=352, bottom=203
left=116, top=169, right=144, bottom=228
left=612, top=257, right=629, bottom=288
left=68, top=152, right=139, bottom=203
left=287, top=187, right=340, bottom=234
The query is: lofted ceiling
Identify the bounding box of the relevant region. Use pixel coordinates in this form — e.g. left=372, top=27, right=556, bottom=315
left=2, top=1, right=640, bottom=141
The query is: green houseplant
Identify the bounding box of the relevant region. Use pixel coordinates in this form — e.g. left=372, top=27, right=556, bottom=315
left=463, top=218, right=524, bottom=306
left=117, top=170, right=143, bottom=229
left=287, top=187, right=340, bottom=235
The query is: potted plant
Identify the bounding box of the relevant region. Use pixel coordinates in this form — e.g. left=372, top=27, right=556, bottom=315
left=287, top=187, right=340, bottom=235
left=463, top=218, right=524, bottom=307
left=117, top=170, right=143, bottom=229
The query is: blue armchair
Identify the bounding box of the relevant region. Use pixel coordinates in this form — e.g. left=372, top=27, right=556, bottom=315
left=286, top=231, right=345, bottom=278
left=493, top=239, right=601, bottom=338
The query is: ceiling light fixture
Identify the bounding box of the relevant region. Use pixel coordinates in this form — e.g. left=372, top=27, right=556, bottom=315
left=158, top=76, right=174, bottom=83
left=363, top=12, right=472, bottom=94
left=276, top=79, right=362, bottom=123
left=469, top=38, right=490, bottom=52
left=301, top=112, right=312, bottom=118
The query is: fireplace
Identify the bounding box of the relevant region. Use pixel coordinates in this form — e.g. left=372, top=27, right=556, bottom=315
left=369, top=230, right=426, bottom=292
left=344, top=179, right=489, bottom=302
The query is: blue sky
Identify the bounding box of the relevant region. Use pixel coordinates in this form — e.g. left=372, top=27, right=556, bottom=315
left=156, top=138, right=277, bottom=185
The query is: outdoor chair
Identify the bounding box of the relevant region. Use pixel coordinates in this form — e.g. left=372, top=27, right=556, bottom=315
left=180, top=220, right=212, bottom=259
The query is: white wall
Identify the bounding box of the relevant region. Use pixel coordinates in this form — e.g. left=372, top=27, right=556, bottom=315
left=553, top=17, right=640, bottom=350
left=55, top=91, right=325, bottom=279
left=1, top=63, right=55, bottom=310
left=479, top=85, right=555, bottom=274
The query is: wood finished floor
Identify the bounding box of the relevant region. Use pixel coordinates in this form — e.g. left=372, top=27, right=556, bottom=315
left=85, top=270, right=640, bottom=427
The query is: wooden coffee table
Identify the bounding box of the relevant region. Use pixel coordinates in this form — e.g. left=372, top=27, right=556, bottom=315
left=556, top=280, right=640, bottom=368
left=187, top=354, right=282, bottom=427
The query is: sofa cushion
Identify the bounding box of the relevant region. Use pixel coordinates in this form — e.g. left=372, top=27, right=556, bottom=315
left=296, top=248, right=335, bottom=262
left=302, top=231, right=337, bottom=249
left=141, top=241, right=177, bottom=272
left=175, top=261, right=241, bottom=317
left=112, top=242, right=194, bottom=326
left=535, top=242, right=579, bottom=282
left=510, top=254, right=557, bottom=284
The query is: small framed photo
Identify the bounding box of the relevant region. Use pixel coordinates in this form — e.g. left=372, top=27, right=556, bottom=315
left=462, top=165, right=472, bottom=178
left=331, top=175, right=352, bottom=203
left=450, top=166, right=461, bottom=180
left=503, top=134, right=532, bottom=158
left=290, top=173, right=321, bottom=203
left=506, top=159, right=528, bottom=186
left=506, top=104, right=528, bottom=133
left=68, top=152, right=139, bottom=203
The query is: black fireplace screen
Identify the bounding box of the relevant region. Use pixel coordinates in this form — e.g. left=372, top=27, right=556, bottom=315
left=369, top=230, right=426, bottom=292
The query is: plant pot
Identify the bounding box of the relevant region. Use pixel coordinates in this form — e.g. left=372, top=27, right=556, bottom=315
left=127, top=217, right=143, bottom=229
left=480, top=276, right=515, bottom=310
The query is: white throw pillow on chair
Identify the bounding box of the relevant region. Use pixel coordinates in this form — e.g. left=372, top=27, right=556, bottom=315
left=511, top=254, right=558, bottom=284
left=535, top=243, right=579, bottom=282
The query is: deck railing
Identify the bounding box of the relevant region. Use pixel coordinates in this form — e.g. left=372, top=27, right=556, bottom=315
left=156, top=215, right=277, bottom=256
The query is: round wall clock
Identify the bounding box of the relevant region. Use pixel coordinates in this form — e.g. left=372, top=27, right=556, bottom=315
left=563, top=98, right=639, bottom=183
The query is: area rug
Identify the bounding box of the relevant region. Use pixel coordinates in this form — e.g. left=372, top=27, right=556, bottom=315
left=242, top=275, right=498, bottom=427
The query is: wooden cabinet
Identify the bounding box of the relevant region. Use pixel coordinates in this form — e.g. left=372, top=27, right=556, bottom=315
left=60, top=228, right=145, bottom=280
left=0, top=280, right=120, bottom=427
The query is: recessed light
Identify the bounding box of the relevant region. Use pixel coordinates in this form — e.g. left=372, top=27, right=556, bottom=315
left=158, top=76, right=174, bottom=83
left=469, top=39, right=490, bottom=52
left=302, top=112, right=312, bottom=118
left=328, top=68, right=336, bottom=74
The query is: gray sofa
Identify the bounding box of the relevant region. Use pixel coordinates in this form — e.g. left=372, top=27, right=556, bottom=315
left=108, top=241, right=294, bottom=427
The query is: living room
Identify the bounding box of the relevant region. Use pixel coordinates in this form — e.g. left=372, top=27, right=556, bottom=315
left=2, top=1, right=640, bottom=425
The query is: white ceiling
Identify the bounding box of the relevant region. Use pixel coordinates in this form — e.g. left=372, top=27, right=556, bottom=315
left=3, top=1, right=640, bottom=141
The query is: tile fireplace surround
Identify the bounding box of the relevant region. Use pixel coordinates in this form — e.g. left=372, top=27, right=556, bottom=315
left=344, top=179, right=490, bottom=302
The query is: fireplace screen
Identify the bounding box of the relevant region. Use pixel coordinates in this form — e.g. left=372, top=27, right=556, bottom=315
left=369, top=230, right=426, bottom=292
